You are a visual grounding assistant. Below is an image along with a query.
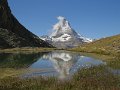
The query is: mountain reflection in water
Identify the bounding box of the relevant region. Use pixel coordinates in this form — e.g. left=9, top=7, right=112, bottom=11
left=23, top=51, right=106, bottom=79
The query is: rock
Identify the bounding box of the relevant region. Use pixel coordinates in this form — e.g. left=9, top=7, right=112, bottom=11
left=0, top=0, right=53, bottom=48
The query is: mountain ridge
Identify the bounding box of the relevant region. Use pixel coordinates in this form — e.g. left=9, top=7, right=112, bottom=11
left=0, top=0, right=52, bottom=48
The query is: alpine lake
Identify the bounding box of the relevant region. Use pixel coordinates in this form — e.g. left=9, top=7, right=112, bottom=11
left=0, top=50, right=120, bottom=90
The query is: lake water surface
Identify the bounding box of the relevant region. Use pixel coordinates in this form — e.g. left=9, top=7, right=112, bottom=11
left=0, top=50, right=119, bottom=79
left=25, top=51, right=106, bottom=79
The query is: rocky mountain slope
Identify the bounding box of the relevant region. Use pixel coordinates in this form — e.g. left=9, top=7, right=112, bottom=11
left=0, top=0, right=52, bottom=48
left=41, top=16, right=92, bottom=48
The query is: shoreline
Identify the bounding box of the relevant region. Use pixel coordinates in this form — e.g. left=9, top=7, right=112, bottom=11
left=0, top=47, right=57, bottom=53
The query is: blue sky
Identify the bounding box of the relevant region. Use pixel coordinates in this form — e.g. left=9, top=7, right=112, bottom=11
left=8, top=0, right=120, bottom=39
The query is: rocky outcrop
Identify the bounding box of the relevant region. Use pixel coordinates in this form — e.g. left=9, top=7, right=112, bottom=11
left=0, top=0, right=52, bottom=48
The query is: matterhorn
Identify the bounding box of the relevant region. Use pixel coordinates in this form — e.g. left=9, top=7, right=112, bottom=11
left=41, top=16, right=92, bottom=48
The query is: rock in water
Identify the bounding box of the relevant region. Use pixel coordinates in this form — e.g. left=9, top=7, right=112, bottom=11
left=0, top=0, right=52, bottom=48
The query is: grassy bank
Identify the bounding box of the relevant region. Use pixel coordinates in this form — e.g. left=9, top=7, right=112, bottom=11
left=0, top=66, right=120, bottom=90
left=0, top=68, right=27, bottom=79
left=0, top=47, right=56, bottom=53
left=70, top=34, right=120, bottom=57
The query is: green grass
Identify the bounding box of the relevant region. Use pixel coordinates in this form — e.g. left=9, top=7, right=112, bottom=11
left=70, top=34, right=120, bottom=56
left=0, top=68, right=27, bottom=79
left=0, top=47, right=56, bottom=53
left=0, top=66, right=119, bottom=90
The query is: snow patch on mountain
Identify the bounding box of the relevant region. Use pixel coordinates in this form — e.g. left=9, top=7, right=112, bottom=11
left=52, top=34, right=72, bottom=42
left=81, top=37, right=93, bottom=43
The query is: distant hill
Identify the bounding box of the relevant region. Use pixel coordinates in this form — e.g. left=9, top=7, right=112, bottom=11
left=71, top=34, right=120, bottom=56
left=0, top=0, right=52, bottom=48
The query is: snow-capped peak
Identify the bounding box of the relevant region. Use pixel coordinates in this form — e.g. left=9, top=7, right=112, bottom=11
left=51, top=16, right=72, bottom=38
left=53, top=16, right=72, bottom=31
left=41, top=16, right=93, bottom=48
